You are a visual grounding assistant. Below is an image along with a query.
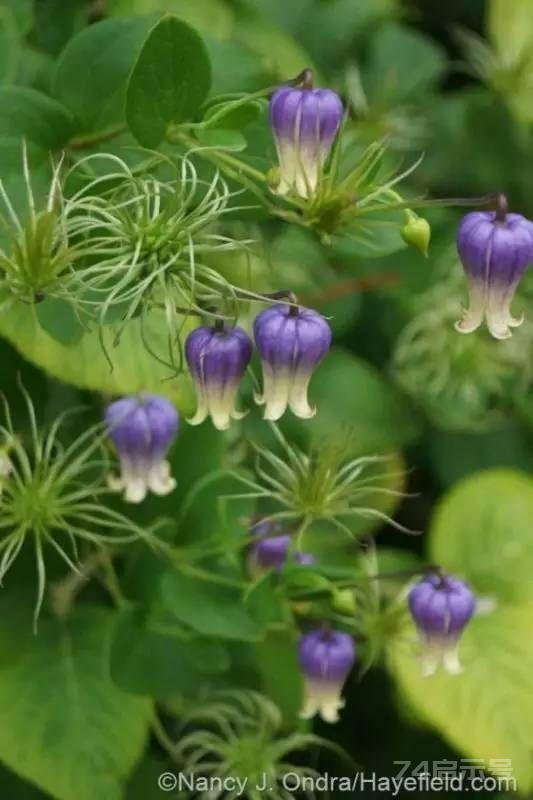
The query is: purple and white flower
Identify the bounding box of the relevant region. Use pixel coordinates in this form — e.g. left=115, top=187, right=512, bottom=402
left=456, top=206, right=533, bottom=339
left=253, top=304, right=332, bottom=421
left=106, top=394, right=179, bottom=503
left=269, top=83, right=343, bottom=198
left=298, top=627, right=356, bottom=723
left=408, top=573, right=476, bottom=676
left=185, top=325, right=252, bottom=431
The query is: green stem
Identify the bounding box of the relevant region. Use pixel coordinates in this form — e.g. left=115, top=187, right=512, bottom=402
left=69, top=125, right=127, bottom=150
left=168, top=128, right=267, bottom=184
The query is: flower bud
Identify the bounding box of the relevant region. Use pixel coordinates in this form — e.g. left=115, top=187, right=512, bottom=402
left=248, top=533, right=315, bottom=577
left=269, top=85, right=343, bottom=199
left=408, top=573, right=476, bottom=676
left=298, top=627, right=356, bottom=723
left=456, top=207, right=533, bottom=339
left=185, top=325, right=252, bottom=431
left=253, top=304, right=332, bottom=421
left=106, top=394, right=179, bottom=503
left=401, top=212, right=431, bottom=257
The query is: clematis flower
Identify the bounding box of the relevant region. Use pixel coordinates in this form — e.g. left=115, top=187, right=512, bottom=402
left=408, top=573, right=476, bottom=677
left=105, top=394, right=179, bottom=503
left=269, top=80, right=343, bottom=199
left=298, top=627, right=356, bottom=723
left=248, top=521, right=315, bottom=576
left=456, top=205, right=533, bottom=339
left=185, top=324, right=252, bottom=431
left=253, top=304, right=332, bottom=421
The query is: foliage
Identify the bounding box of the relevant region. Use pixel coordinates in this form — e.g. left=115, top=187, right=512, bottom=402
left=0, top=1, right=530, bottom=799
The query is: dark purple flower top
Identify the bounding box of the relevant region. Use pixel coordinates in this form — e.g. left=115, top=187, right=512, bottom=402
left=185, top=326, right=253, bottom=386
left=408, top=574, right=476, bottom=638
left=269, top=87, right=343, bottom=149
left=298, top=628, right=356, bottom=682
left=253, top=304, right=332, bottom=371
left=105, top=394, right=179, bottom=460
left=457, top=211, right=533, bottom=285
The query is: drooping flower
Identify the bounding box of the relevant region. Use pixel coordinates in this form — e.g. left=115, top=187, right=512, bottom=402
left=185, top=324, right=252, bottom=431
left=408, top=573, right=476, bottom=677
left=106, top=394, right=179, bottom=503
left=248, top=520, right=315, bottom=575
left=253, top=304, right=332, bottom=421
left=298, top=627, right=356, bottom=723
left=456, top=205, right=533, bottom=339
left=269, top=80, right=343, bottom=199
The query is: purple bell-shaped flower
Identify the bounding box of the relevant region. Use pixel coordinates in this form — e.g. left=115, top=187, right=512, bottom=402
left=248, top=527, right=315, bottom=577
left=106, top=394, right=179, bottom=503
left=185, top=324, right=252, bottom=431
left=253, top=304, right=332, bottom=421
left=408, top=573, right=476, bottom=676
left=269, top=77, right=343, bottom=199
left=456, top=199, right=533, bottom=339
left=298, top=627, right=356, bottom=723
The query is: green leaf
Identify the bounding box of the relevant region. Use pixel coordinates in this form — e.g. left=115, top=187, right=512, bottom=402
left=365, top=23, right=446, bottom=104
left=0, top=87, right=73, bottom=149
left=254, top=630, right=303, bottom=724
left=35, top=297, right=85, bottom=346
left=389, top=469, right=533, bottom=790
left=53, top=16, right=158, bottom=134
left=0, top=7, right=20, bottom=84
left=0, top=305, right=195, bottom=411
left=159, top=570, right=266, bottom=641
left=110, top=608, right=229, bottom=698
left=126, top=15, right=212, bottom=148
left=430, top=469, right=533, bottom=605
left=389, top=600, right=533, bottom=790
left=0, top=607, right=150, bottom=800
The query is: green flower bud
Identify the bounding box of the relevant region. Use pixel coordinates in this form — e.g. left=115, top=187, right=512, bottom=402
left=401, top=212, right=431, bottom=257
left=331, top=588, right=357, bottom=616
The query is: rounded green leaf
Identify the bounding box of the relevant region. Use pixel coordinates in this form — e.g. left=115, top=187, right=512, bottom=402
left=0, top=87, right=73, bottom=149
left=0, top=304, right=195, bottom=411
left=53, top=16, right=158, bottom=134
left=430, top=469, right=533, bottom=604
left=390, top=601, right=533, bottom=791
left=126, top=15, right=212, bottom=148
left=0, top=608, right=150, bottom=800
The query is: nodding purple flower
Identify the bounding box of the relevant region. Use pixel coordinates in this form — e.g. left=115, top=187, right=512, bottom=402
left=269, top=81, right=343, bottom=199
left=298, top=628, right=356, bottom=723
left=105, top=394, right=179, bottom=504
left=253, top=304, right=332, bottom=421
left=185, top=325, right=252, bottom=431
left=456, top=203, right=533, bottom=340
left=248, top=532, right=315, bottom=577
left=408, top=573, right=476, bottom=677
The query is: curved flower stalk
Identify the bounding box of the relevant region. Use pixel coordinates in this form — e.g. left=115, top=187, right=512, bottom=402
left=229, top=426, right=409, bottom=540
left=0, top=387, right=152, bottom=629
left=171, top=691, right=334, bottom=800
left=392, top=265, right=533, bottom=429
left=456, top=200, right=533, bottom=339
left=253, top=303, right=332, bottom=421
left=105, top=394, right=179, bottom=503
left=408, top=573, right=476, bottom=676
